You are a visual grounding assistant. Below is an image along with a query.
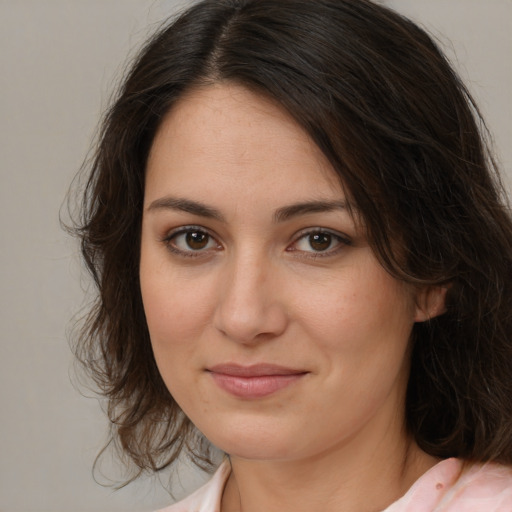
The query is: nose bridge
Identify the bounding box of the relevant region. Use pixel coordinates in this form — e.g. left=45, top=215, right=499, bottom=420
left=213, top=245, right=287, bottom=344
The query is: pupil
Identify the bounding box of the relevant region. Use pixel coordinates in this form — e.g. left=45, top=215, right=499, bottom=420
left=309, top=233, right=331, bottom=251
left=186, top=231, right=208, bottom=250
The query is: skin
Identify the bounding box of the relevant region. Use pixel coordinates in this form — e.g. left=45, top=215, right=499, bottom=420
left=140, top=83, right=444, bottom=512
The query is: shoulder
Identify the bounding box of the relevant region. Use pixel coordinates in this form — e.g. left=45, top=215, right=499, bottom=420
left=387, top=458, right=512, bottom=511
left=446, top=461, right=512, bottom=510
left=156, top=460, right=231, bottom=512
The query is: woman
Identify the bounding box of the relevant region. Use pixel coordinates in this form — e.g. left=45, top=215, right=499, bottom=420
left=73, top=0, right=512, bottom=510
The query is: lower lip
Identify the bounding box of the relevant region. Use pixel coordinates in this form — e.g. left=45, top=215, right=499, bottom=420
left=209, top=372, right=306, bottom=399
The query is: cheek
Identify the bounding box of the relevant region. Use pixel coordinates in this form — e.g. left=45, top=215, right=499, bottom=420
left=291, top=263, right=416, bottom=384
left=140, top=242, right=211, bottom=332
left=143, top=284, right=195, bottom=334
left=139, top=251, right=210, bottom=378
left=139, top=263, right=215, bottom=411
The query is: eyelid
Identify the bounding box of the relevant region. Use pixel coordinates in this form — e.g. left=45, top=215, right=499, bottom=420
left=162, top=225, right=222, bottom=257
left=160, top=225, right=351, bottom=259
left=287, top=227, right=352, bottom=257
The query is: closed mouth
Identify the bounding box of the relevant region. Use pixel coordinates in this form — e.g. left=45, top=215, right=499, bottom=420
left=206, top=363, right=308, bottom=398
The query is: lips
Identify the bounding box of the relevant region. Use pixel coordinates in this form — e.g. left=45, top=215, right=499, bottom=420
left=207, top=364, right=308, bottom=399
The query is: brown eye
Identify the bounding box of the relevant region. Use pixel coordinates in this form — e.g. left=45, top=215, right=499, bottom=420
left=290, top=229, right=350, bottom=257
left=309, top=232, right=332, bottom=251
left=186, top=231, right=210, bottom=250
left=166, top=227, right=220, bottom=255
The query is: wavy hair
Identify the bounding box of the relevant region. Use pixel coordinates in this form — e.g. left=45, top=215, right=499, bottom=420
left=71, top=0, right=512, bottom=480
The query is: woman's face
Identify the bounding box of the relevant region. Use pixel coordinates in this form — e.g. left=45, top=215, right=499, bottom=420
left=140, top=84, right=428, bottom=462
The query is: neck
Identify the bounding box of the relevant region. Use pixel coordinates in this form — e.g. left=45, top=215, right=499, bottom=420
left=221, top=426, right=438, bottom=512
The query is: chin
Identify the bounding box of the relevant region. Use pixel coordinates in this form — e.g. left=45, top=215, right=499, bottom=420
left=200, top=416, right=300, bottom=461
left=220, top=439, right=295, bottom=461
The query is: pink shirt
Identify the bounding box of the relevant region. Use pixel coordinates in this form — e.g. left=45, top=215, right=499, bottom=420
left=158, top=458, right=512, bottom=512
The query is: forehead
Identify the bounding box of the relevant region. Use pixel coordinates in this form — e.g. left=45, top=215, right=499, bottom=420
left=145, top=83, right=344, bottom=205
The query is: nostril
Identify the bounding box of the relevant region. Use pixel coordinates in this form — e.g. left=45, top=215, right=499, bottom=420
left=213, top=300, right=288, bottom=345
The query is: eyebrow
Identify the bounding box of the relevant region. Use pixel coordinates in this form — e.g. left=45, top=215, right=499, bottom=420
left=146, top=196, right=348, bottom=223
left=273, top=200, right=348, bottom=223
left=147, top=197, right=226, bottom=221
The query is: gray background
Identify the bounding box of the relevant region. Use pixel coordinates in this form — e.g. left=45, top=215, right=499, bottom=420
left=1, top=1, right=510, bottom=511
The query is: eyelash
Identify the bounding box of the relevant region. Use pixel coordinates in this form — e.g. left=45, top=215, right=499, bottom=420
left=161, top=226, right=351, bottom=259
left=287, top=228, right=352, bottom=259
left=162, top=225, right=221, bottom=258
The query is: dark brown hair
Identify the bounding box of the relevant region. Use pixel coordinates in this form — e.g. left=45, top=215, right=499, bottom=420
left=72, top=0, right=512, bottom=479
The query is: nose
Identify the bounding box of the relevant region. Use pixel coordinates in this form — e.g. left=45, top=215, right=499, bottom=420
left=213, top=252, right=288, bottom=345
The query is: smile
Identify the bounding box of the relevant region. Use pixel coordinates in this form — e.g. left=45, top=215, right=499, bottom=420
left=207, top=364, right=308, bottom=399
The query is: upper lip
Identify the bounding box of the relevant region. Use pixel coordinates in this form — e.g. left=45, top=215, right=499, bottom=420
left=207, top=363, right=307, bottom=377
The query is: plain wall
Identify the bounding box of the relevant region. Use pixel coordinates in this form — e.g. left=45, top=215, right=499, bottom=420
left=0, top=1, right=510, bottom=511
